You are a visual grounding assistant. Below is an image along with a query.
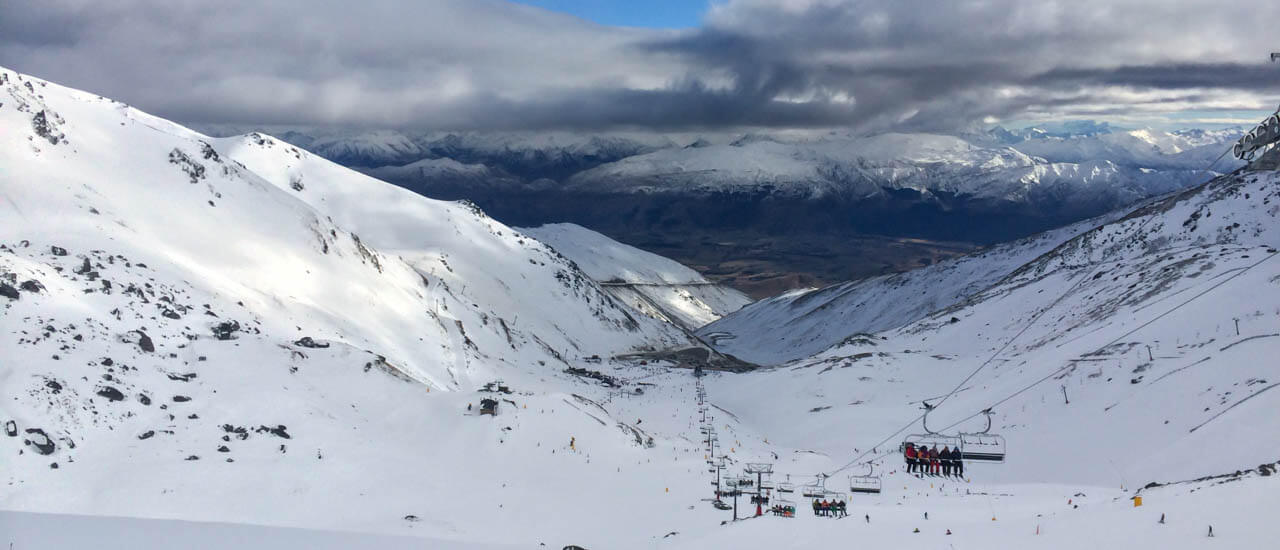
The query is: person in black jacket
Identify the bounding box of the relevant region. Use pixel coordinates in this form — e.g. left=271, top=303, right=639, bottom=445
left=952, top=448, right=964, bottom=478
left=939, top=446, right=950, bottom=476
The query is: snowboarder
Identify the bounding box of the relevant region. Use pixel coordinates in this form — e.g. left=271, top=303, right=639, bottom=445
left=865, top=514, right=870, bottom=523
left=569, top=436, right=576, bottom=450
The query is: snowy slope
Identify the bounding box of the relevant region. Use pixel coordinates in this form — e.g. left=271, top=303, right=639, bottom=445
left=521, top=223, right=752, bottom=330
left=0, top=66, right=726, bottom=546
left=699, top=209, right=1128, bottom=365
left=706, top=165, right=1280, bottom=487
left=652, top=166, right=1280, bottom=549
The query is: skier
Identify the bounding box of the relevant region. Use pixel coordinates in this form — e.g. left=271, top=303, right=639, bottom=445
left=928, top=446, right=940, bottom=476
left=953, top=448, right=964, bottom=478
left=940, top=446, right=952, bottom=477
left=569, top=436, right=576, bottom=450
left=905, top=443, right=918, bottom=474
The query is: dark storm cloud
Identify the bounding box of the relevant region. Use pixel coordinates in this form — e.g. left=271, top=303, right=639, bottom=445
left=1031, top=64, right=1280, bottom=91
left=2, top=0, right=1277, bottom=132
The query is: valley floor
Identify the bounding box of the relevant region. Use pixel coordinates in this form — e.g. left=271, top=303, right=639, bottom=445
left=617, top=229, right=976, bottom=299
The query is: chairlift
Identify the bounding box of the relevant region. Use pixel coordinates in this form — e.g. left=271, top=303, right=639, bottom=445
left=776, top=482, right=795, bottom=494
left=721, top=479, right=743, bottom=497
left=1234, top=113, right=1280, bottom=161
left=900, top=401, right=962, bottom=453
left=801, top=475, right=827, bottom=499
left=958, top=409, right=1006, bottom=463
left=849, top=463, right=883, bottom=495
left=773, top=499, right=797, bottom=518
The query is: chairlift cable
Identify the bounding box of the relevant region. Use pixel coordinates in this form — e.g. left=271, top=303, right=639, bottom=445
left=938, top=249, right=1279, bottom=434
left=821, top=260, right=1099, bottom=477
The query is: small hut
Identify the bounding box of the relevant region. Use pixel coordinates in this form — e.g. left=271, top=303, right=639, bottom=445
left=479, top=398, right=499, bottom=416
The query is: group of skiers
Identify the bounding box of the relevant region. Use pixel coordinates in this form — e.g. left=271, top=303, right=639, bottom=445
left=903, top=443, right=964, bottom=477
left=812, top=498, right=848, bottom=518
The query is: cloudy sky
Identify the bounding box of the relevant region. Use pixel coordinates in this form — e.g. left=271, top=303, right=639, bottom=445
left=3, top=0, right=1278, bottom=133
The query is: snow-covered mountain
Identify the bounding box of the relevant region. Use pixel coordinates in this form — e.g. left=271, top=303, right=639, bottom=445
left=0, top=66, right=719, bottom=544
left=253, top=124, right=1246, bottom=298
left=1008, top=128, right=1241, bottom=171
left=4, top=66, right=1277, bottom=550
left=305, top=130, right=425, bottom=167
left=277, top=125, right=1240, bottom=206
left=521, top=223, right=752, bottom=331
left=563, top=132, right=1227, bottom=204
left=359, top=156, right=503, bottom=188
left=697, top=210, right=1128, bottom=365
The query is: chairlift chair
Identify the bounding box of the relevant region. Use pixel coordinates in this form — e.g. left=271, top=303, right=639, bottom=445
left=958, top=409, right=1006, bottom=463
left=848, top=463, right=883, bottom=495
left=801, top=476, right=827, bottom=499
left=959, top=433, right=1006, bottom=463
left=776, top=482, right=794, bottom=494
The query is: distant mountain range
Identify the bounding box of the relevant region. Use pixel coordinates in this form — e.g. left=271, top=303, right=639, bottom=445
left=193, top=123, right=1244, bottom=296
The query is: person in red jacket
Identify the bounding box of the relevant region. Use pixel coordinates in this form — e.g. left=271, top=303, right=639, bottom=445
left=905, top=443, right=918, bottom=474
